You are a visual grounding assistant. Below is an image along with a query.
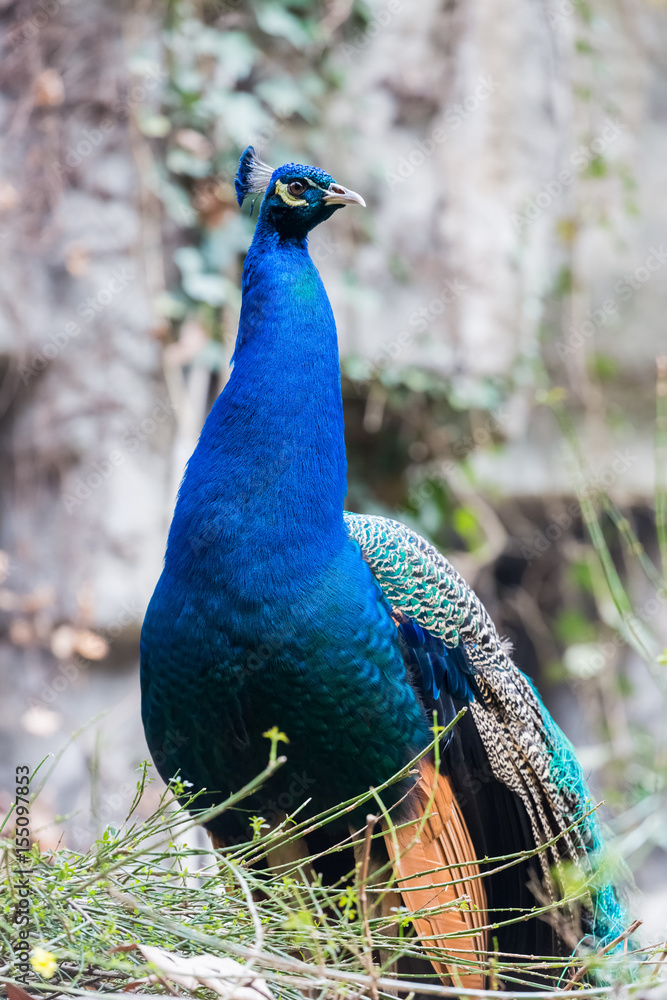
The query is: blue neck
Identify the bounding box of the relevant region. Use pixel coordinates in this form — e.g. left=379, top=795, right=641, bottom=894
left=166, top=218, right=348, bottom=596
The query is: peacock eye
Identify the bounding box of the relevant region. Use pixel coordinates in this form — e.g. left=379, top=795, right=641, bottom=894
left=288, top=180, right=306, bottom=196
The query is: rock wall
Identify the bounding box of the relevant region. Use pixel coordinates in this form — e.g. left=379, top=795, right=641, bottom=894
left=0, top=0, right=168, bottom=632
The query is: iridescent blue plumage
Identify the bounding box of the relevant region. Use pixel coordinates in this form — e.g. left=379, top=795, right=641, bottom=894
left=142, top=152, right=429, bottom=837
left=397, top=614, right=474, bottom=703
left=141, top=149, right=630, bottom=985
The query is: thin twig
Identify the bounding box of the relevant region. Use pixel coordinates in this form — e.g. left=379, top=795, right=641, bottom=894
left=214, top=853, right=264, bottom=1000
left=562, top=918, right=642, bottom=990
left=359, top=813, right=380, bottom=1000
left=656, top=356, right=667, bottom=581
left=71, top=755, right=287, bottom=893
left=105, top=887, right=625, bottom=999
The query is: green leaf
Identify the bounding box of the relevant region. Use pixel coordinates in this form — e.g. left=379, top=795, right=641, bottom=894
left=554, top=608, right=597, bottom=644
left=255, top=76, right=315, bottom=118
left=341, top=354, right=372, bottom=383
left=283, top=909, right=315, bottom=929
left=453, top=505, right=483, bottom=549
left=155, top=177, right=198, bottom=227
left=553, top=265, right=573, bottom=297
left=182, top=271, right=228, bottom=306
left=203, top=216, right=253, bottom=271
left=568, top=558, right=594, bottom=596
left=535, top=386, right=568, bottom=406
left=563, top=642, right=606, bottom=679
left=174, top=246, right=204, bottom=276
left=137, top=113, right=172, bottom=138
left=589, top=353, right=619, bottom=380
left=254, top=3, right=314, bottom=49
left=154, top=292, right=187, bottom=319
left=401, top=368, right=435, bottom=394
left=194, top=30, right=257, bottom=82
left=172, top=67, right=204, bottom=96
left=263, top=725, right=289, bottom=745
left=584, top=155, right=607, bottom=178
left=196, top=340, right=228, bottom=372
left=202, top=91, right=270, bottom=146
left=166, top=148, right=211, bottom=178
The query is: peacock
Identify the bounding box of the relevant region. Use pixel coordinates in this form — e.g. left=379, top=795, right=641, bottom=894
left=140, top=147, right=630, bottom=989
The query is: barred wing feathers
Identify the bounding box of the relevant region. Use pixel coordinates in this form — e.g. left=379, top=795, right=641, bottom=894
left=344, top=511, right=625, bottom=944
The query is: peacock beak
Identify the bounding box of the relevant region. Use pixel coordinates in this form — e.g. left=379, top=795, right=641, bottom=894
left=322, top=183, right=366, bottom=208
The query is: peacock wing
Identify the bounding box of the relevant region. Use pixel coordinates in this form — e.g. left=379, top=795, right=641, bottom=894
left=344, top=511, right=625, bottom=948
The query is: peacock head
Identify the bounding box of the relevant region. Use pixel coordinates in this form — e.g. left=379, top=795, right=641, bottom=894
left=235, top=146, right=365, bottom=238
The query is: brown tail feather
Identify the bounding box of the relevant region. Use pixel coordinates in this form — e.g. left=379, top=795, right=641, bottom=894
left=383, top=760, right=488, bottom=988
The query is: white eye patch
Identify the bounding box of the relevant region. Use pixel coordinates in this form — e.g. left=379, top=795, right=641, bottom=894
left=273, top=180, right=308, bottom=207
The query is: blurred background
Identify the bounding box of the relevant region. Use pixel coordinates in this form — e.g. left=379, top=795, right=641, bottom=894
left=1, top=0, right=666, bottom=942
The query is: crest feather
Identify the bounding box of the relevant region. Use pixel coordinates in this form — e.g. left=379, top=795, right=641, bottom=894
left=235, top=146, right=275, bottom=206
